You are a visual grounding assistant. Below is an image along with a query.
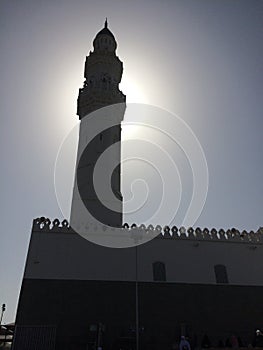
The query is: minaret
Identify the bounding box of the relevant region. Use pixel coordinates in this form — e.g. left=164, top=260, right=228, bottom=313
left=70, top=20, right=126, bottom=228
left=77, top=19, right=126, bottom=117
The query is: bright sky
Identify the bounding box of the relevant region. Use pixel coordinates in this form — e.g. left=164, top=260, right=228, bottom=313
left=0, top=0, right=263, bottom=323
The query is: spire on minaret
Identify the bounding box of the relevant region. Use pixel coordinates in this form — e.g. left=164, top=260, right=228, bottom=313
left=105, top=18, right=108, bottom=28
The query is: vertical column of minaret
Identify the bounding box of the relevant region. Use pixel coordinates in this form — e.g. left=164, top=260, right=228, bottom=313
left=70, top=21, right=126, bottom=228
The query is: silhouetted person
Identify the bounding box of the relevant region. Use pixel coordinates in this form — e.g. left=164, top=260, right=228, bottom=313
left=230, top=335, right=239, bottom=349
left=179, top=336, right=191, bottom=350
left=237, top=336, right=245, bottom=348
left=201, top=334, right=211, bottom=349
left=225, top=338, right=231, bottom=348
left=253, top=330, right=263, bottom=347
left=218, top=339, right=224, bottom=348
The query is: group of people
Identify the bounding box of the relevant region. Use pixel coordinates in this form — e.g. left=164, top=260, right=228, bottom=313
left=174, top=329, right=263, bottom=349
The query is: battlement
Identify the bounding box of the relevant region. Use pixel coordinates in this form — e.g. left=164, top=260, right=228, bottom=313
left=32, top=217, right=263, bottom=245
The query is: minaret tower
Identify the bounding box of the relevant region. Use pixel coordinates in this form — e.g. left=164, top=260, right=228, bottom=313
left=77, top=19, right=126, bottom=117
left=71, top=20, right=126, bottom=228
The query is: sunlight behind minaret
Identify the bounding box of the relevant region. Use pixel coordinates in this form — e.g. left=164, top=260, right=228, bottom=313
left=120, top=76, right=148, bottom=104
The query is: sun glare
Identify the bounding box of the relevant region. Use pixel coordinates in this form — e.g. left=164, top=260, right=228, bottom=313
left=120, top=76, right=148, bottom=104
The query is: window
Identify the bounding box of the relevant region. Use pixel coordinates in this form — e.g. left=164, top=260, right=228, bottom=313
left=153, top=261, right=166, bottom=281
left=214, top=264, right=229, bottom=284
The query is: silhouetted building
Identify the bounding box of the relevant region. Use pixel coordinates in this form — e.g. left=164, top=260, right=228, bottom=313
left=13, top=21, right=263, bottom=350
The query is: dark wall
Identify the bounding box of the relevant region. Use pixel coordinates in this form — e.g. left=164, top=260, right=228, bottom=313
left=15, top=279, right=262, bottom=350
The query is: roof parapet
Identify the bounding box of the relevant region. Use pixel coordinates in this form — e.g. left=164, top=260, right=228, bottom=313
left=32, top=217, right=263, bottom=244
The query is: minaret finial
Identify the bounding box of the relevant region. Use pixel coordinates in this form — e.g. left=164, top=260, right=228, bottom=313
left=105, top=18, right=108, bottom=28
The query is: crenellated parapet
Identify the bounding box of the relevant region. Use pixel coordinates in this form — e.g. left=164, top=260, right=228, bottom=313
left=32, top=217, right=263, bottom=244
left=32, top=217, right=71, bottom=233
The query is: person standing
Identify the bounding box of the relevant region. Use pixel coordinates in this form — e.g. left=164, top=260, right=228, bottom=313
left=179, top=336, right=191, bottom=350
left=253, top=329, right=263, bottom=347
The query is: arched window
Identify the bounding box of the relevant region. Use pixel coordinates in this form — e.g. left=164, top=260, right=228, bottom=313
left=153, top=261, right=166, bottom=281
left=214, top=264, right=228, bottom=284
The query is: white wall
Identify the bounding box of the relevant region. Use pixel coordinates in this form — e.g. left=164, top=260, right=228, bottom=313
left=24, top=228, right=263, bottom=286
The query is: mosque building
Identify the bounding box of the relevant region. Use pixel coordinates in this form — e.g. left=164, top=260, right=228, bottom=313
left=12, top=20, right=263, bottom=350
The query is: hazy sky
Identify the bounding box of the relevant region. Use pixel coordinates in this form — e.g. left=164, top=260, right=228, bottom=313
left=1, top=0, right=263, bottom=323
